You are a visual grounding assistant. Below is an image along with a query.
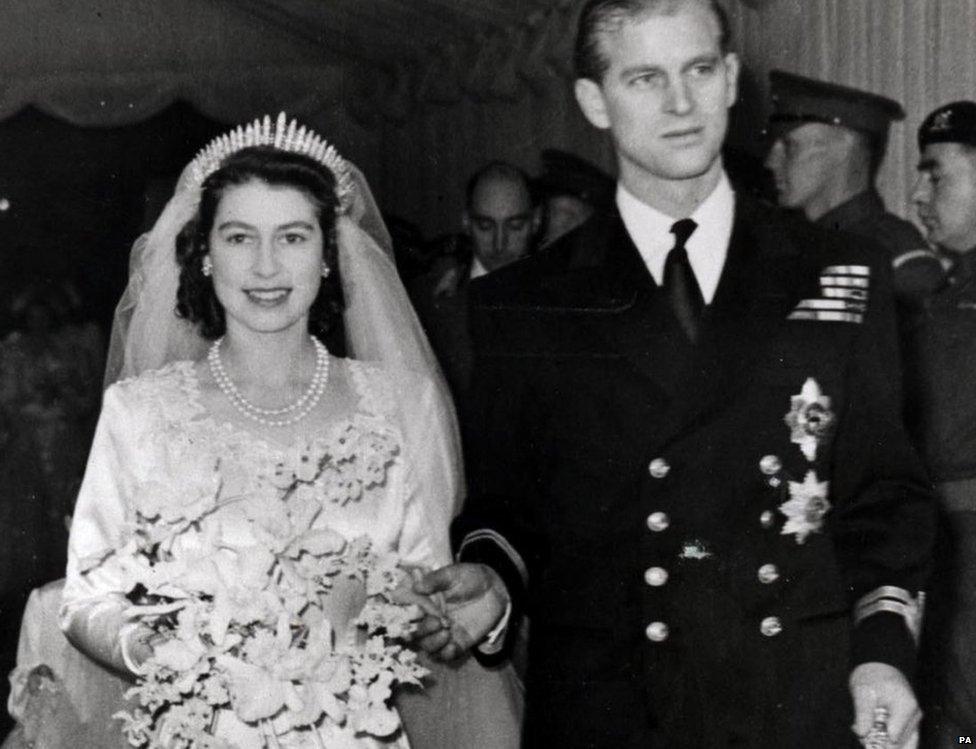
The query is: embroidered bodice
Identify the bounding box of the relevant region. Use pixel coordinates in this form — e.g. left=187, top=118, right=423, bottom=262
left=59, top=358, right=456, bottom=748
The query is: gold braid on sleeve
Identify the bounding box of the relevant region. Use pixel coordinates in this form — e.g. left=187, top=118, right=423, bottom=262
left=853, top=586, right=925, bottom=644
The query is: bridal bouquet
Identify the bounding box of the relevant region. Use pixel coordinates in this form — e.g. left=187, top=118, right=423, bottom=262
left=87, top=424, right=428, bottom=748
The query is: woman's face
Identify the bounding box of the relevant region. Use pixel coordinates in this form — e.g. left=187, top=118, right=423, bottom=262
left=207, top=179, right=324, bottom=339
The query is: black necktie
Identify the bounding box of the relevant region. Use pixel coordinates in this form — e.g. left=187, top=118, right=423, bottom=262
left=663, top=218, right=703, bottom=342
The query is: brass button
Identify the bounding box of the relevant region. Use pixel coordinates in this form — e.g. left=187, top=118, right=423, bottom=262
left=645, top=621, right=669, bottom=642
left=760, top=616, right=783, bottom=637
left=646, top=512, right=670, bottom=532
left=760, top=510, right=775, bottom=528
left=758, top=564, right=780, bottom=584
left=644, top=566, right=669, bottom=587
left=759, top=455, right=782, bottom=475
left=649, top=458, right=670, bottom=479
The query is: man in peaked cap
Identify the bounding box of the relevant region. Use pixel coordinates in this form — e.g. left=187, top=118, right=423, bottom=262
left=535, top=148, right=615, bottom=248
left=765, top=70, right=944, bottom=306
left=906, top=100, right=976, bottom=742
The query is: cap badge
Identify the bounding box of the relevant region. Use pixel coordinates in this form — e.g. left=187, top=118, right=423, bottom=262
left=931, top=109, right=954, bottom=132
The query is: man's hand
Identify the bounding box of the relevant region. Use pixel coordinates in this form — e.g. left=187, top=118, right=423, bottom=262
left=411, top=563, right=509, bottom=661
left=850, top=662, right=921, bottom=748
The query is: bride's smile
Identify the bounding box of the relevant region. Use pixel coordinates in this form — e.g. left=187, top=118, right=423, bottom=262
left=58, top=127, right=499, bottom=748
left=243, top=287, right=291, bottom=306
left=208, top=179, right=324, bottom=336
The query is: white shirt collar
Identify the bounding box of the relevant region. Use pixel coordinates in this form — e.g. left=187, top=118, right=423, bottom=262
left=615, top=173, right=735, bottom=304
left=469, top=256, right=489, bottom=280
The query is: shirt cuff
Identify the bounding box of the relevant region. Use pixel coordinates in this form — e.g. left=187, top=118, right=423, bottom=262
left=119, top=622, right=150, bottom=676
left=457, top=529, right=528, bottom=589
left=477, top=599, right=512, bottom=655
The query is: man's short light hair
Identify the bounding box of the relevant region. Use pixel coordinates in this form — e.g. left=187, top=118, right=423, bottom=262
left=574, top=0, right=732, bottom=83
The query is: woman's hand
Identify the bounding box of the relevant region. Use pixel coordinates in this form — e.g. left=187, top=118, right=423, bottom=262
left=389, top=569, right=451, bottom=625
left=122, top=622, right=167, bottom=671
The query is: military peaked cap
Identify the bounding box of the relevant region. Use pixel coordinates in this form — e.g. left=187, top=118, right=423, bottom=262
left=767, top=70, right=905, bottom=140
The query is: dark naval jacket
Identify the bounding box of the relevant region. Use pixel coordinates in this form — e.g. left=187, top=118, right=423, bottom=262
left=816, top=190, right=944, bottom=304
left=908, top=250, right=976, bottom=483
left=409, top=249, right=476, bottom=403
left=455, top=195, right=935, bottom=748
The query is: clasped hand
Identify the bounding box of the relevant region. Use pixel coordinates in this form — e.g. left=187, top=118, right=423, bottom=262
left=127, top=564, right=507, bottom=670
left=850, top=662, right=921, bottom=748
left=392, top=563, right=508, bottom=661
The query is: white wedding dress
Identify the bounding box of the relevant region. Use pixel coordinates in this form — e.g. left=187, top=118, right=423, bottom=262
left=3, top=123, right=523, bottom=748
left=58, top=357, right=454, bottom=749
left=5, top=355, right=522, bottom=749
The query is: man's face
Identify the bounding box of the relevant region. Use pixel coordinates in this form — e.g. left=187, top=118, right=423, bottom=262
left=765, top=123, right=845, bottom=214
left=464, top=176, right=537, bottom=271
left=574, top=2, right=738, bottom=188
left=912, top=142, right=976, bottom=254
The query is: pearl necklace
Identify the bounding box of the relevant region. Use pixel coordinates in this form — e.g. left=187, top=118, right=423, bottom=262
left=208, top=335, right=329, bottom=427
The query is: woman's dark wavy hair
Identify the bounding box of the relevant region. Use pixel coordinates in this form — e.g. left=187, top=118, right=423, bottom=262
left=175, top=146, right=345, bottom=351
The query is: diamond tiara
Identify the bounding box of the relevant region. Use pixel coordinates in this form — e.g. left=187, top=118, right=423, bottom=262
left=188, top=112, right=354, bottom=212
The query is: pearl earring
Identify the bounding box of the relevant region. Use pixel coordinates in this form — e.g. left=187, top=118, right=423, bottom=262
left=202, top=256, right=213, bottom=277
left=321, top=261, right=331, bottom=278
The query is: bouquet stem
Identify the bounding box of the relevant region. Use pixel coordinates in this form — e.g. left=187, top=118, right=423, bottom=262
left=261, top=719, right=283, bottom=749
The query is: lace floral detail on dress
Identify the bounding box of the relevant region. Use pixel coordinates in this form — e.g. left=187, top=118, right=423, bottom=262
left=125, top=360, right=406, bottom=513
left=106, top=431, right=427, bottom=747
left=275, top=426, right=401, bottom=508
left=115, top=362, right=203, bottom=428
left=85, top=363, right=426, bottom=747
left=347, top=360, right=398, bottom=420
left=79, top=361, right=410, bottom=578
left=6, top=664, right=83, bottom=747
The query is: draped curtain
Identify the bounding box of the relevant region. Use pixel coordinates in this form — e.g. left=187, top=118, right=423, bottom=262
left=0, top=0, right=355, bottom=125
left=376, top=81, right=615, bottom=238
left=376, top=0, right=976, bottom=237
left=1, top=0, right=975, bottom=236
left=0, top=0, right=386, bottom=178
left=727, top=0, right=976, bottom=233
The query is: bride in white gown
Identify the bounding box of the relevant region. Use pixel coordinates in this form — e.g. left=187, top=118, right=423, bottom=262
left=29, top=115, right=522, bottom=748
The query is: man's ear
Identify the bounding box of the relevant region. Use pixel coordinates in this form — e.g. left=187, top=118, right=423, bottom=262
left=531, top=205, right=543, bottom=235
left=575, top=78, right=612, bottom=130
left=724, top=52, right=740, bottom=108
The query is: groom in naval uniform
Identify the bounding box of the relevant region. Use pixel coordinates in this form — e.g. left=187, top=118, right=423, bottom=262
left=414, top=1, right=935, bottom=746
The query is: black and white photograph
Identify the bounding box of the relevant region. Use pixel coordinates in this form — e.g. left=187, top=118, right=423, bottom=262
left=0, top=1, right=974, bottom=747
